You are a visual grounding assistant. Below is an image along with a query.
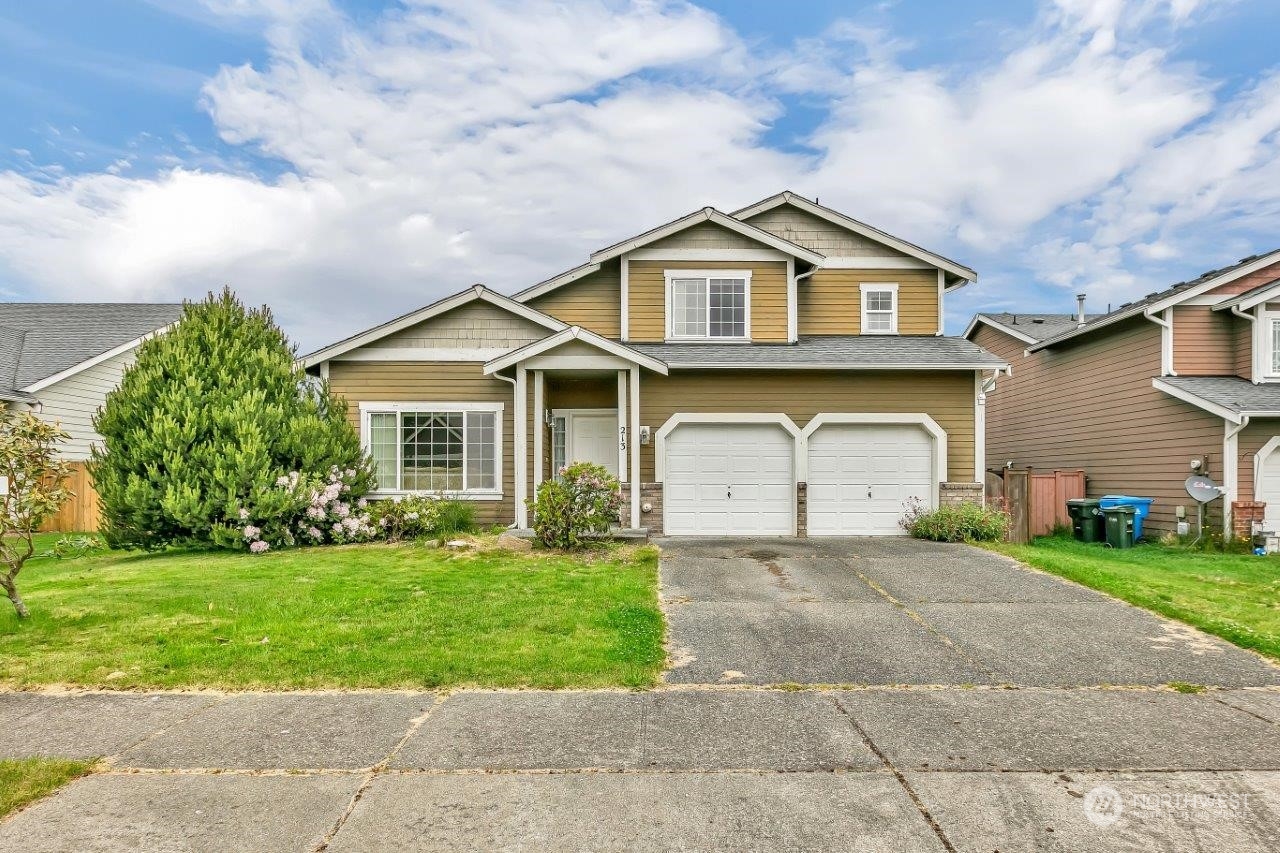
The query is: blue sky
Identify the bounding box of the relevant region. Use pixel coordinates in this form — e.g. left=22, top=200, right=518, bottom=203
left=2, top=0, right=1280, bottom=350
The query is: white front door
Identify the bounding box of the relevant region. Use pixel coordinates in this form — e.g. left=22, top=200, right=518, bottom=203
left=569, top=413, right=619, bottom=476
left=807, top=423, right=935, bottom=536
left=664, top=422, right=794, bottom=535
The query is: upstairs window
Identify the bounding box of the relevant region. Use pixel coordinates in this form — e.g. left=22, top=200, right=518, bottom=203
left=666, top=271, right=750, bottom=340
left=861, top=283, right=899, bottom=334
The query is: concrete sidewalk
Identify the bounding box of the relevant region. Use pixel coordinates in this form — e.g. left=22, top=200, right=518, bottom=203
left=3, top=686, right=1280, bottom=851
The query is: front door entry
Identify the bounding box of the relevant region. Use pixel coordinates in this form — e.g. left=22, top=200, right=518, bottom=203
left=568, top=413, right=619, bottom=476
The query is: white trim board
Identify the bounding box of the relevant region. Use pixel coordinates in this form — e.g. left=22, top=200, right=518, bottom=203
left=627, top=248, right=789, bottom=261
left=23, top=323, right=176, bottom=393
left=820, top=256, right=934, bottom=270
left=588, top=207, right=824, bottom=266
left=332, top=347, right=513, bottom=362
left=483, top=326, right=668, bottom=375
left=304, top=285, right=566, bottom=367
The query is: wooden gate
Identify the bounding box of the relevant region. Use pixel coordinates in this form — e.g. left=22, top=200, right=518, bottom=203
left=999, top=468, right=1085, bottom=543
left=38, top=461, right=101, bottom=533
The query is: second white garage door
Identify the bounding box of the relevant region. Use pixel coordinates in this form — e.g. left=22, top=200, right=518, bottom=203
left=807, top=423, right=935, bottom=536
left=664, top=422, right=794, bottom=535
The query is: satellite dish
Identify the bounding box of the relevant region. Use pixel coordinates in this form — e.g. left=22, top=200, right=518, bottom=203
left=1185, top=475, right=1222, bottom=503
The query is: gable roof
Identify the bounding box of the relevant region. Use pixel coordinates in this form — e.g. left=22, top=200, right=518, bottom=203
left=482, top=326, right=668, bottom=375
left=587, top=207, right=825, bottom=266
left=733, top=191, right=977, bottom=286
left=0, top=303, right=182, bottom=395
left=964, top=312, right=1099, bottom=346
left=303, top=285, right=567, bottom=367
left=1023, top=249, right=1280, bottom=353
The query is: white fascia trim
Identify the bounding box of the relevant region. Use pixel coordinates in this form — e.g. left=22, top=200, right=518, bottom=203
left=358, top=401, right=505, bottom=413
left=627, top=248, right=790, bottom=261
left=1029, top=249, right=1280, bottom=353
left=786, top=258, right=797, bottom=343
left=1152, top=378, right=1244, bottom=423
left=936, top=270, right=945, bottom=337
left=483, top=326, right=668, bottom=375
left=962, top=314, right=1039, bottom=346
left=511, top=261, right=604, bottom=303
left=304, top=286, right=566, bottom=367
left=620, top=252, right=630, bottom=341
left=732, top=192, right=976, bottom=283
left=660, top=361, right=1010, bottom=371
left=22, top=323, right=175, bottom=393
left=333, top=347, right=513, bottom=362
left=1143, top=307, right=1176, bottom=377
left=1225, top=416, right=1250, bottom=536
left=654, top=412, right=802, bottom=482
left=665, top=269, right=752, bottom=342
left=589, top=208, right=824, bottom=266
left=801, top=413, right=948, bottom=505
left=1253, top=434, right=1280, bottom=507
left=820, top=256, right=934, bottom=270
left=860, top=282, right=899, bottom=336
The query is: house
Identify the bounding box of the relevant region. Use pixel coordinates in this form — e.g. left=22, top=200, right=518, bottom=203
left=965, top=249, right=1280, bottom=538
left=304, top=192, right=1007, bottom=536
left=0, top=303, right=184, bottom=530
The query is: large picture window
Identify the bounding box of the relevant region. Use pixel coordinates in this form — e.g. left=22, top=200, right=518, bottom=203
left=363, top=403, right=502, bottom=496
left=666, top=271, right=750, bottom=340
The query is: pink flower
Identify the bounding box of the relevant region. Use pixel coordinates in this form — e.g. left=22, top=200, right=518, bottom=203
left=238, top=508, right=250, bottom=521
left=307, top=526, right=323, bottom=540
left=249, top=540, right=269, bottom=553
left=243, top=525, right=261, bottom=540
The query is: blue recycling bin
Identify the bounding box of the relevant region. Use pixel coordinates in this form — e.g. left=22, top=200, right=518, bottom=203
left=1098, top=495, right=1155, bottom=541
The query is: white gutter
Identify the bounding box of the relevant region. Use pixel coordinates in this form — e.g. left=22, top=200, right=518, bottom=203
left=1143, top=307, right=1176, bottom=377
left=491, top=372, right=521, bottom=529
left=1225, top=415, right=1251, bottom=537
left=1231, top=304, right=1259, bottom=383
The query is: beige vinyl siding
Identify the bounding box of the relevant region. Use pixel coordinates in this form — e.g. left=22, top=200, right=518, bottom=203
left=636, top=370, right=975, bottom=482
left=972, top=320, right=1225, bottom=534
left=744, top=206, right=911, bottom=257
left=1171, top=306, right=1246, bottom=376
left=375, top=302, right=548, bottom=350
left=647, top=221, right=766, bottom=250
left=526, top=261, right=622, bottom=338
left=800, top=269, right=940, bottom=335
left=327, top=361, right=516, bottom=526
left=32, top=347, right=138, bottom=461
left=628, top=260, right=788, bottom=343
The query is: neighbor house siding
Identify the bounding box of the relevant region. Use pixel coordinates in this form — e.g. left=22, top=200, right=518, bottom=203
left=1204, top=260, right=1280, bottom=297
left=743, top=206, right=911, bottom=257
left=972, top=320, right=1225, bottom=534
left=31, top=347, right=137, bottom=461
left=327, top=361, right=516, bottom=525
left=800, top=269, right=940, bottom=336
left=1171, top=305, right=1242, bottom=376
left=526, top=261, right=622, bottom=338
left=636, top=370, right=975, bottom=483
left=627, top=260, right=789, bottom=343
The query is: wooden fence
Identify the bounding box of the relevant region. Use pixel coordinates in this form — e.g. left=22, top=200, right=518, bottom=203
left=988, top=468, right=1086, bottom=544
left=39, top=461, right=101, bottom=533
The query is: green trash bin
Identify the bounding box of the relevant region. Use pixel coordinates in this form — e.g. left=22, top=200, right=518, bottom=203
left=1066, top=498, right=1105, bottom=543
left=1103, top=505, right=1136, bottom=549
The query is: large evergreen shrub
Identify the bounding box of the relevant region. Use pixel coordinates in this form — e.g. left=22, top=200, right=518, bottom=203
left=91, top=288, right=373, bottom=550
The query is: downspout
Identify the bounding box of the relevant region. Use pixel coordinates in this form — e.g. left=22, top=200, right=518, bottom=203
left=1143, top=307, right=1175, bottom=377
left=493, top=372, right=520, bottom=529
left=1231, top=305, right=1258, bottom=383
left=1224, top=415, right=1250, bottom=541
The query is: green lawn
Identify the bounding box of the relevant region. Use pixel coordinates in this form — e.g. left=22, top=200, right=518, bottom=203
left=0, top=758, right=94, bottom=818
left=0, top=535, right=664, bottom=689
left=987, top=537, right=1280, bottom=660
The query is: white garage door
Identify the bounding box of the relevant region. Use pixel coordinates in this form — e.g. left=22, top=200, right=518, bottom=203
left=807, top=423, right=934, bottom=536
left=664, top=422, right=794, bottom=535
left=1258, top=439, right=1280, bottom=531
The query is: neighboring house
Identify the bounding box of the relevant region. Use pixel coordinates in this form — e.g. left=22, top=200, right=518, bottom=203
left=304, top=191, right=1006, bottom=536
left=965, top=249, right=1280, bottom=538
left=0, top=303, right=184, bottom=530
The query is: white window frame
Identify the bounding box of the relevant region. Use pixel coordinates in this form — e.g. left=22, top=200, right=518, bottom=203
left=358, top=401, right=504, bottom=499
left=860, top=282, right=899, bottom=335
left=1269, top=315, right=1280, bottom=378
left=664, top=269, right=752, bottom=342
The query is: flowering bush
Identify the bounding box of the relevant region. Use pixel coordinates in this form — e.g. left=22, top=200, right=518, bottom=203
left=221, top=466, right=377, bottom=553
left=529, top=462, right=622, bottom=550
left=900, top=498, right=1010, bottom=543
left=368, top=495, right=476, bottom=541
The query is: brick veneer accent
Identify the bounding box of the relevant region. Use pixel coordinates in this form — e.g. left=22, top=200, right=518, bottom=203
left=1232, top=501, right=1266, bottom=540
left=939, top=482, right=984, bottom=506
left=620, top=483, right=665, bottom=534
left=796, top=482, right=808, bottom=537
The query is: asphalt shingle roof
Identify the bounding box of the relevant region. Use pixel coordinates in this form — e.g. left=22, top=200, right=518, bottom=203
left=977, top=312, right=1100, bottom=344
left=0, top=303, right=183, bottom=392
left=628, top=336, right=1008, bottom=369
left=1159, top=376, right=1280, bottom=415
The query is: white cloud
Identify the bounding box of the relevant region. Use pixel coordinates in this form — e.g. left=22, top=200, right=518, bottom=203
left=0, top=0, right=1278, bottom=346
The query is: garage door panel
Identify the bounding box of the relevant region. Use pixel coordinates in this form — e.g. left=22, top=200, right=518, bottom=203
left=664, top=422, right=794, bottom=536
left=808, top=422, right=936, bottom=536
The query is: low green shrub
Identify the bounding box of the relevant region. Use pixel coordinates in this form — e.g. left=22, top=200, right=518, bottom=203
left=433, top=499, right=477, bottom=536
left=529, top=462, right=622, bottom=550
left=367, top=496, right=477, bottom=541
left=901, top=498, right=1010, bottom=543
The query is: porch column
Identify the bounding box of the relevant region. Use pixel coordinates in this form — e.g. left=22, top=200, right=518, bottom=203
left=515, top=365, right=528, bottom=528
left=629, top=366, right=640, bottom=529
left=532, top=370, right=544, bottom=496
left=616, top=370, right=628, bottom=481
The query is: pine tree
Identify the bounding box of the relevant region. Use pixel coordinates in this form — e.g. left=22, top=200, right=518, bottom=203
left=91, top=288, right=372, bottom=549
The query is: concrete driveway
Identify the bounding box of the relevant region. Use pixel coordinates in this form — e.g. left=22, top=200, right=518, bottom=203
left=658, top=537, right=1280, bottom=687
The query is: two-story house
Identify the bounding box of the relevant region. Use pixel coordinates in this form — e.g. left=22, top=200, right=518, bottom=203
left=304, top=192, right=1006, bottom=536
left=966, top=249, right=1280, bottom=538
